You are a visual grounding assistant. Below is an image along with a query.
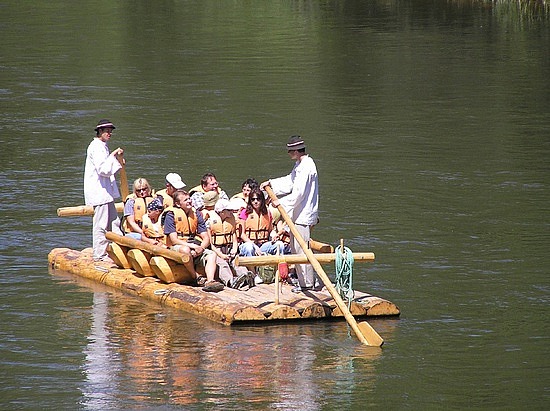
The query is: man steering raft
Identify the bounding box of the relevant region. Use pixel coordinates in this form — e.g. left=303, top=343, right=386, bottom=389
left=84, top=119, right=124, bottom=263
left=261, top=135, right=320, bottom=293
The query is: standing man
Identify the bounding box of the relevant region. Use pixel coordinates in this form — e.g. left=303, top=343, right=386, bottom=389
left=84, top=119, right=124, bottom=262
left=260, top=135, right=320, bottom=292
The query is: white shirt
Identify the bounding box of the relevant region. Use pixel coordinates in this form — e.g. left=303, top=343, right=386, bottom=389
left=270, top=154, right=319, bottom=226
left=84, top=138, right=121, bottom=206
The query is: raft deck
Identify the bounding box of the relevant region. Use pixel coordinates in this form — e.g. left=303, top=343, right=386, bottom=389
left=48, top=247, right=400, bottom=325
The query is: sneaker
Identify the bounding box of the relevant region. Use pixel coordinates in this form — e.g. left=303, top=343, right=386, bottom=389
left=246, top=271, right=256, bottom=288
left=195, top=276, right=207, bottom=287
left=231, top=273, right=249, bottom=290
left=254, top=274, right=264, bottom=285
left=202, top=281, right=224, bottom=292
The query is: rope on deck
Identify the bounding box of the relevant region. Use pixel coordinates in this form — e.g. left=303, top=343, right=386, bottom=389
left=335, top=244, right=355, bottom=309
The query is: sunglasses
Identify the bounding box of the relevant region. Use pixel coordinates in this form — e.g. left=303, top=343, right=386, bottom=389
left=251, top=197, right=261, bottom=201
left=136, top=188, right=148, bottom=192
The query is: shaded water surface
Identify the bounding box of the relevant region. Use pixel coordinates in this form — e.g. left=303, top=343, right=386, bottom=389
left=1, top=0, right=549, bottom=409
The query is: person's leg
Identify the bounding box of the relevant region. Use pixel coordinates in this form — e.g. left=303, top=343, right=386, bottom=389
left=259, top=241, right=285, bottom=255
left=92, top=203, right=109, bottom=261
left=200, top=250, right=224, bottom=291
left=216, top=257, right=233, bottom=286
left=202, top=250, right=218, bottom=282
left=171, top=244, right=200, bottom=280
left=291, top=224, right=316, bottom=288
left=238, top=242, right=256, bottom=256
left=125, top=232, right=142, bottom=240
left=107, top=202, right=122, bottom=235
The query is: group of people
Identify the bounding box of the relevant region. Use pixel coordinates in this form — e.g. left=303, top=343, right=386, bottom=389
left=84, top=119, right=320, bottom=293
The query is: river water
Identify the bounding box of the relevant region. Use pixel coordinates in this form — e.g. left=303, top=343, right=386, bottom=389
left=1, top=0, right=549, bottom=409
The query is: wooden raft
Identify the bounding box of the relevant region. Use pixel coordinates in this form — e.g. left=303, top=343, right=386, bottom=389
left=48, top=247, right=400, bottom=325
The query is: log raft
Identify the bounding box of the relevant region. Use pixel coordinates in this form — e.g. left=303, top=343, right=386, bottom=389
left=48, top=244, right=400, bottom=325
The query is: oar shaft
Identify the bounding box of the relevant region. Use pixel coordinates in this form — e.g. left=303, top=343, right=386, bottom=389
left=118, top=157, right=129, bottom=200
left=265, top=186, right=383, bottom=347
left=235, top=252, right=375, bottom=267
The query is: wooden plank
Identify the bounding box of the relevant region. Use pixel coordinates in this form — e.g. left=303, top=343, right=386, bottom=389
left=235, top=252, right=375, bottom=267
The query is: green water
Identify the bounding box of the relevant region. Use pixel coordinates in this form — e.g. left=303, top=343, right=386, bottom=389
left=1, top=0, right=549, bottom=409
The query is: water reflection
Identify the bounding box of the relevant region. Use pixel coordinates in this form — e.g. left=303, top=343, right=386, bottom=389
left=81, top=293, right=121, bottom=410
left=75, top=281, right=389, bottom=409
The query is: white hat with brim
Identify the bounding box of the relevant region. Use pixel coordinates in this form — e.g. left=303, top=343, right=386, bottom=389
left=215, top=198, right=242, bottom=213
left=166, top=173, right=186, bottom=189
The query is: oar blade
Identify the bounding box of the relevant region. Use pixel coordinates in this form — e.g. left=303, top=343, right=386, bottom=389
left=358, top=321, right=384, bottom=347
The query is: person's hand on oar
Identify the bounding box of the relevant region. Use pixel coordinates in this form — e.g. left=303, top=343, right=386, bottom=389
left=115, top=150, right=129, bottom=199
left=114, top=148, right=124, bottom=164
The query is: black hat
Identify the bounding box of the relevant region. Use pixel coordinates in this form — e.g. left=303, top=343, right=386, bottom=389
left=94, top=119, right=116, bottom=132
left=286, top=135, right=306, bottom=151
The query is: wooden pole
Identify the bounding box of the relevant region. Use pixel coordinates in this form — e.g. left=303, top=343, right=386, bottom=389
left=57, top=203, right=124, bottom=217
left=235, top=252, right=375, bottom=267
left=264, top=186, right=383, bottom=347
left=309, top=239, right=333, bottom=253
left=275, top=248, right=280, bottom=305
left=105, top=232, right=190, bottom=265
left=118, top=156, right=129, bottom=200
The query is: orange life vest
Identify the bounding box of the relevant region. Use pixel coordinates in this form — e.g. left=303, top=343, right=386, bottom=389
left=162, top=206, right=199, bottom=246
left=209, top=213, right=237, bottom=247
left=142, top=213, right=165, bottom=243
left=156, top=189, right=173, bottom=209
left=243, top=210, right=272, bottom=243
left=123, top=195, right=153, bottom=233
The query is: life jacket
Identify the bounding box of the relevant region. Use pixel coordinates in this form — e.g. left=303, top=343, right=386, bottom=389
left=243, top=210, right=272, bottom=243
left=188, top=184, right=205, bottom=196
left=189, top=185, right=225, bottom=197
left=123, top=194, right=153, bottom=233
left=142, top=213, right=165, bottom=243
left=209, top=212, right=237, bottom=247
left=156, top=189, right=173, bottom=209
left=162, top=206, right=199, bottom=245
left=230, top=192, right=246, bottom=201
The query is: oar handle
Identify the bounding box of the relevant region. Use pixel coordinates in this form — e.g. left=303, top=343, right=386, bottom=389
left=264, top=186, right=383, bottom=347
left=118, top=156, right=129, bottom=200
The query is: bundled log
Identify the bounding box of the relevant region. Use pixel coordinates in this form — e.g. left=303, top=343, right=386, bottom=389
left=105, top=232, right=189, bottom=265
left=57, top=202, right=124, bottom=217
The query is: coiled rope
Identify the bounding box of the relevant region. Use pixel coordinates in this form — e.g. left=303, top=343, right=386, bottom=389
left=335, top=244, right=355, bottom=309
